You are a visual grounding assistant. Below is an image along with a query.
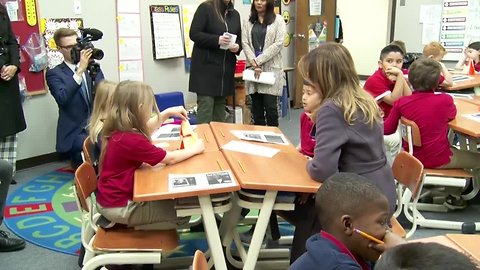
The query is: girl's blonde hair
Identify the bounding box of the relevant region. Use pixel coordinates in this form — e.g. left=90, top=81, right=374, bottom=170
left=100, top=81, right=161, bottom=163
left=87, top=80, right=117, bottom=143
left=298, top=42, right=381, bottom=126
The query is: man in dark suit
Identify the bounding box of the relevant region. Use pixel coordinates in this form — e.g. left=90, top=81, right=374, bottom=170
left=46, top=28, right=104, bottom=169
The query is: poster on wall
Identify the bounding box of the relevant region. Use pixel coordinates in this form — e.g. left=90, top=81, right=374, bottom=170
left=440, top=0, right=480, bottom=61
left=41, top=18, right=83, bottom=69
left=182, top=4, right=198, bottom=58
left=150, top=5, right=185, bottom=60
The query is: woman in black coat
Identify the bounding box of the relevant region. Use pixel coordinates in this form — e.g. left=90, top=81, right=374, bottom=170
left=189, top=0, right=241, bottom=124
left=0, top=4, right=26, bottom=181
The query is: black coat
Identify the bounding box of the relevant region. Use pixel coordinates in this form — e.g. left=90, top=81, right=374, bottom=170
left=188, top=1, right=241, bottom=97
left=0, top=10, right=26, bottom=138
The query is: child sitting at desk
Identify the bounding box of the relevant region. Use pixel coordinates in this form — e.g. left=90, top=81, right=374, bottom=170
left=423, top=41, right=453, bottom=88
left=455, top=41, right=480, bottom=74
left=298, top=81, right=320, bottom=158
left=384, top=58, right=480, bottom=210
left=374, top=242, right=478, bottom=270
left=289, top=173, right=405, bottom=270
left=95, top=80, right=205, bottom=230
left=364, top=44, right=412, bottom=165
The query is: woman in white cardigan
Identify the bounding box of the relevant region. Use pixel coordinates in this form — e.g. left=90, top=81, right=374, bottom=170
left=242, top=0, right=286, bottom=126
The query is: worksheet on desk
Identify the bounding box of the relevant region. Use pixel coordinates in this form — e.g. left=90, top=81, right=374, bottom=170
left=452, top=75, right=473, bottom=83
left=463, top=113, right=480, bottom=122
left=230, top=130, right=289, bottom=145
left=222, top=140, right=280, bottom=158
left=168, top=170, right=237, bottom=191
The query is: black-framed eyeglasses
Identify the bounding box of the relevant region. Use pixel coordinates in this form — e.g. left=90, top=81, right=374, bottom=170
left=59, top=44, right=75, bottom=50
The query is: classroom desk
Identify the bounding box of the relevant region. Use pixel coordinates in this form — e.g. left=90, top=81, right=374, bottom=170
left=410, top=234, right=480, bottom=264
left=134, top=151, right=240, bottom=270
left=449, top=99, right=480, bottom=138
left=209, top=121, right=298, bottom=153
left=209, top=122, right=320, bottom=269
left=445, top=74, right=480, bottom=91
left=152, top=123, right=219, bottom=153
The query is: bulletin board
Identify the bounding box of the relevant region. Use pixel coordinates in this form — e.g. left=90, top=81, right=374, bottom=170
left=4, top=0, right=46, bottom=94
left=150, top=5, right=185, bottom=60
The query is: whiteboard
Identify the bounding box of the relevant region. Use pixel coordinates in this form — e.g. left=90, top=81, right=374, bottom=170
left=150, top=5, right=185, bottom=60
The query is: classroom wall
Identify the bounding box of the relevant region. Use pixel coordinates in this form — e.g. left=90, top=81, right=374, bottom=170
left=338, top=0, right=393, bottom=76
left=17, top=0, right=295, bottom=161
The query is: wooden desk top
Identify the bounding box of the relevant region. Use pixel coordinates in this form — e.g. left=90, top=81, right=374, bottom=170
left=445, top=75, right=480, bottom=91
left=447, top=234, right=480, bottom=263
left=152, top=124, right=219, bottom=153
left=449, top=99, right=480, bottom=138
left=221, top=149, right=320, bottom=193
left=134, top=151, right=240, bottom=202
left=209, top=121, right=298, bottom=153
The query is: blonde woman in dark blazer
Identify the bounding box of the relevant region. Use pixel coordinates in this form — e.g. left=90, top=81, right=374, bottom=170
left=242, top=0, right=286, bottom=126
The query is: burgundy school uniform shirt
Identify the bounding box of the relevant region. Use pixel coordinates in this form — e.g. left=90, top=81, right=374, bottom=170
left=364, top=68, right=408, bottom=119
left=300, top=111, right=315, bottom=158
left=384, top=90, right=456, bottom=168
left=96, top=131, right=167, bottom=207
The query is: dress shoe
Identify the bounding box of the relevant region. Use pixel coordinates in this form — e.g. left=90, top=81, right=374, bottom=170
left=0, top=230, right=26, bottom=252
left=10, top=178, right=17, bottom=185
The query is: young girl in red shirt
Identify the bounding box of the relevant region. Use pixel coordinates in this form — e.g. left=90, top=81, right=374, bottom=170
left=96, top=80, right=205, bottom=229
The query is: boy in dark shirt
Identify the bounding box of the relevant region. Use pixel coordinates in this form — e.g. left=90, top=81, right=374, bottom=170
left=290, top=173, right=405, bottom=270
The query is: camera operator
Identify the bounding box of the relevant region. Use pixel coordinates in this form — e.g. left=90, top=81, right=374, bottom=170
left=46, top=28, right=104, bottom=170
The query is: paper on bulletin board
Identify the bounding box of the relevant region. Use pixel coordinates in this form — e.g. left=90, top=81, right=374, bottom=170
left=422, top=22, right=440, bottom=45
left=182, top=4, right=198, bottom=58
left=419, top=5, right=442, bottom=23
left=309, top=0, right=322, bottom=16
left=118, top=37, right=142, bottom=60
left=119, top=60, right=143, bottom=81
left=117, top=0, right=139, bottom=13
left=151, top=6, right=184, bottom=59
left=117, top=14, right=141, bottom=37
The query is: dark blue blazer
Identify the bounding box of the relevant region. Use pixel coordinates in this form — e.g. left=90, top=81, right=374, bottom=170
left=46, top=62, right=104, bottom=153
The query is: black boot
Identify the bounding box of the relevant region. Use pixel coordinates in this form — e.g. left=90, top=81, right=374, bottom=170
left=0, top=230, right=26, bottom=252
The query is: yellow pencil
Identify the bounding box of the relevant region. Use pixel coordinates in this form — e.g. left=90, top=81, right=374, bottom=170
left=204, top=132, right=209, bottom=142
left=353, top=228, right=384, bottom=244
left=220, top=129, right=225, bottom=137
left=237, top=160, right=246, bottom=173
left=216, top=159, right=224, bottom=170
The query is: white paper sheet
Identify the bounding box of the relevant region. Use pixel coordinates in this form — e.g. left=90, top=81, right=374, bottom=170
left=419, top=5, right=442, bottom=23
left=169, top=170, right=237, bottom=192
left=422, top=22, right=440, bottom=44
left=151, top=124, right=182, bottom=140
left=119, top=60, right=143, bottom=81
left=221, top=140, right=280, bottom=158
left=117, top=0, right=140, bottom=13
left=463, top=113, right=480, bottom=122
left=220, top=32, right=237, bottom=50
left=118, top=37, right=142, bottom=60
left=230, top=130, right=289, bottom=145
left=242, top=69, right=275, bottom=85
left=117, top=14, right=141, bottom=37
left=452, top=75, right=473, bottom=83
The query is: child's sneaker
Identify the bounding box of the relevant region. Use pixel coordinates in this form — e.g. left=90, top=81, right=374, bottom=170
left=443, top=195, right=467, bottom=210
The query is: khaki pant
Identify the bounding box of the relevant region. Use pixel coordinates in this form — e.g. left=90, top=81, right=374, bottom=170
left=97, top=200, right=189, bottom=230
left=196, top=95, right=226, bottom=124
left=384, top=129, right=402, bottom=166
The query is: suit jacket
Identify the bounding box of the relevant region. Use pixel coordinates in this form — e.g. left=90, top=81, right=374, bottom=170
left=46, top=62, right=104, bottom=153
left=0, top=10, right=26, bottom=138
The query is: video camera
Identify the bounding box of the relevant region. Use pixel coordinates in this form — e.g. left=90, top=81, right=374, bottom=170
left=71, top=28, right=104, bottom=77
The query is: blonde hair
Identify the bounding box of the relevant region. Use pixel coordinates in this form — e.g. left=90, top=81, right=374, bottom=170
left=298, top=42, right=381, bottom=126
left=100, top=81, right=161, bottom=163
left=423, top=41, right=446, bottom=58
left=87, top=80, right=117, bottom=144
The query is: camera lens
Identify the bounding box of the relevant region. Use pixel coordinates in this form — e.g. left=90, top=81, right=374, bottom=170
left=92, top=48, right=104, bottom=60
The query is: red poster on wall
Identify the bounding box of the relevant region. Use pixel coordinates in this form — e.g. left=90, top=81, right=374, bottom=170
left=5, top=0, right=46, bottom=94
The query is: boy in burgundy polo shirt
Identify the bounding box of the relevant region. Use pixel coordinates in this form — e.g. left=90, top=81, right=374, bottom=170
left=289, top=173, right=405, bottom=270
left=364, top=45, right=412, bottom=165
left=384, top=58, right=480, bottom=210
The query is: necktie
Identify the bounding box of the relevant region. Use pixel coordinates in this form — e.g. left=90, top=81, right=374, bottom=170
left=81, top=77, right=90, bottom=107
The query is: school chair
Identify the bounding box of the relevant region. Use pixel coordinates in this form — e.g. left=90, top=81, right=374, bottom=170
left=154, top=91, right=197, bottom=125
left=73, top=162, right=180, bottom=270
left=81, top=136, right=94, bottom=164
left=192, top=250, right=209, bottom=270
left=400, top=118, right=480, bottom=234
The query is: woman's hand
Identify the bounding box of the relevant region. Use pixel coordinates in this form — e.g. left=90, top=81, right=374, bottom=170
left=218, top=34, right=231, bottom=47
left=229, top=43, right=239, bottom=53
left=254, top=67, right=262, bottom=79
left=1, top=65, right=18, bottom=81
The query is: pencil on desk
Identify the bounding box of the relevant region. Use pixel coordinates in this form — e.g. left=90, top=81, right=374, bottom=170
left=237, top=160, right=246, bottom=173
left=353, top=228, right=384, bottom=244
left=204, top=132, right=209, bottom=142
left=220, top=129, right=225, bottom=137
left=216, top=159, right=224, bottom=170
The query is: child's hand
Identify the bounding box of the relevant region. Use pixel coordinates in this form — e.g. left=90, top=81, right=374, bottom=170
left=164, top=106, right=189, bottom=121
left=192, top=139, right=205, bottom=154
left=368, top=230, right=407, bottom=253
left=384, top=66, right=402, bottom=81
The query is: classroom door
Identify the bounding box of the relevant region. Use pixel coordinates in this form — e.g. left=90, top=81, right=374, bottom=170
left=293, top=0, right=337, bottom=108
